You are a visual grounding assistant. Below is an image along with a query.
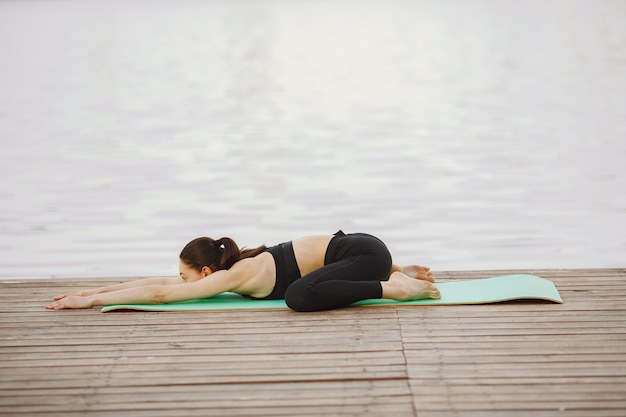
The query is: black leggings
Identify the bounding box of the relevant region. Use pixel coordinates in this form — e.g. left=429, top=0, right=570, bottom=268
left=285, top=231, right=392, bottom=312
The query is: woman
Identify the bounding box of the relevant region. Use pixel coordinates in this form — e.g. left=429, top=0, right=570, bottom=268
left=47, top=230, right=440, bottom=312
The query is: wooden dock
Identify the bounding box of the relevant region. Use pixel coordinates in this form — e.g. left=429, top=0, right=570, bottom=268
left=1, top=269, right=625, bottom=416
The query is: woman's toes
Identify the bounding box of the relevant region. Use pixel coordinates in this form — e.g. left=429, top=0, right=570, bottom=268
left=420, top=272, right=435, bottom=282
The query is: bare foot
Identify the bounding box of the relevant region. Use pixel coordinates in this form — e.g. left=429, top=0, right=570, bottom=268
left=401, top=265, right=435, bottom=282
left=381, top=271, right=441, bottom=301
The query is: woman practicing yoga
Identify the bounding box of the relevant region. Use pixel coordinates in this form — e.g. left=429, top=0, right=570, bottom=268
left=47, top=230, right=440, bottom=312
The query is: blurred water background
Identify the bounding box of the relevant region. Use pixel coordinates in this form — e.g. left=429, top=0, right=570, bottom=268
left=0, top=0, right=624, bottom=279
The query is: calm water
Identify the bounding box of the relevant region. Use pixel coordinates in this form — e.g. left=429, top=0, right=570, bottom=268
left=1, top=0, right=624, bottom=279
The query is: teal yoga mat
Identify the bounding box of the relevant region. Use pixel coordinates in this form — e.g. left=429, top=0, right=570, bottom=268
left=101, top=274, right=563, bottom=312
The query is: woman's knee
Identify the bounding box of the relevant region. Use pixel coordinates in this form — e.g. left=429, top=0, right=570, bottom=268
left=284, top=282, right=313, bottom=312
left=356, top=234, right=392, bottom=273
left=367, top=241, right=392, bottom=278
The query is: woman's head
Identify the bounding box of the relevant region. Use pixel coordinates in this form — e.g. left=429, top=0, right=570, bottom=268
left=178, top=236, right=266, bottom=281
left=179, top=237, right=240, bottom=273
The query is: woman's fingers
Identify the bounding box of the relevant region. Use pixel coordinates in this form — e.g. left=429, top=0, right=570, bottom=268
left=46, top=301, right=62, bottom=309
left=54, top=291, right=86, bottom=300
left=47, top=295, right=93, bottom=310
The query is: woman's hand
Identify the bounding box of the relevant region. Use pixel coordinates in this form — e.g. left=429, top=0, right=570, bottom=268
left=46, top=295, right=94, bottom=310
left=53, top=289, right=96, bottom=300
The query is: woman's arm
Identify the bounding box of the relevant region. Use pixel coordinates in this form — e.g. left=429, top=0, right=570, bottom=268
left=47, top=259, right=256, bottom=310
left=53, top=276, right=183, bottom=300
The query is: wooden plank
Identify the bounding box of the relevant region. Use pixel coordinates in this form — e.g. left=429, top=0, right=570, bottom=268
left=418, top=412, right=626, bottom=417
left=1, top=268, right=626, bottom=417
left=396, top=268, right=626, bottom=417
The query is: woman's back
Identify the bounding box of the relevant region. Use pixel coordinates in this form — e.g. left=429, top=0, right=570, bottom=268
left=232, top=234, right=334, bottom=298
left=291, top=234, right=334, bottom=275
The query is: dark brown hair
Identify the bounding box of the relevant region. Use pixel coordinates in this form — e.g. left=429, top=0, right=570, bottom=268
left=179, top=237, right=266, bottom=272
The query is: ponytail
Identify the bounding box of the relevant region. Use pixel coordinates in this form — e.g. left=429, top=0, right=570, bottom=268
left=215, top=237, right=240, bottom=270
left=180, top=236, right=267, bottom=272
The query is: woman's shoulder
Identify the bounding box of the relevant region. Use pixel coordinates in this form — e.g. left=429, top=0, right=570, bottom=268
left=231, top=251, right=274, bottom=271
left=227, top=251, right=276, bottom=297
